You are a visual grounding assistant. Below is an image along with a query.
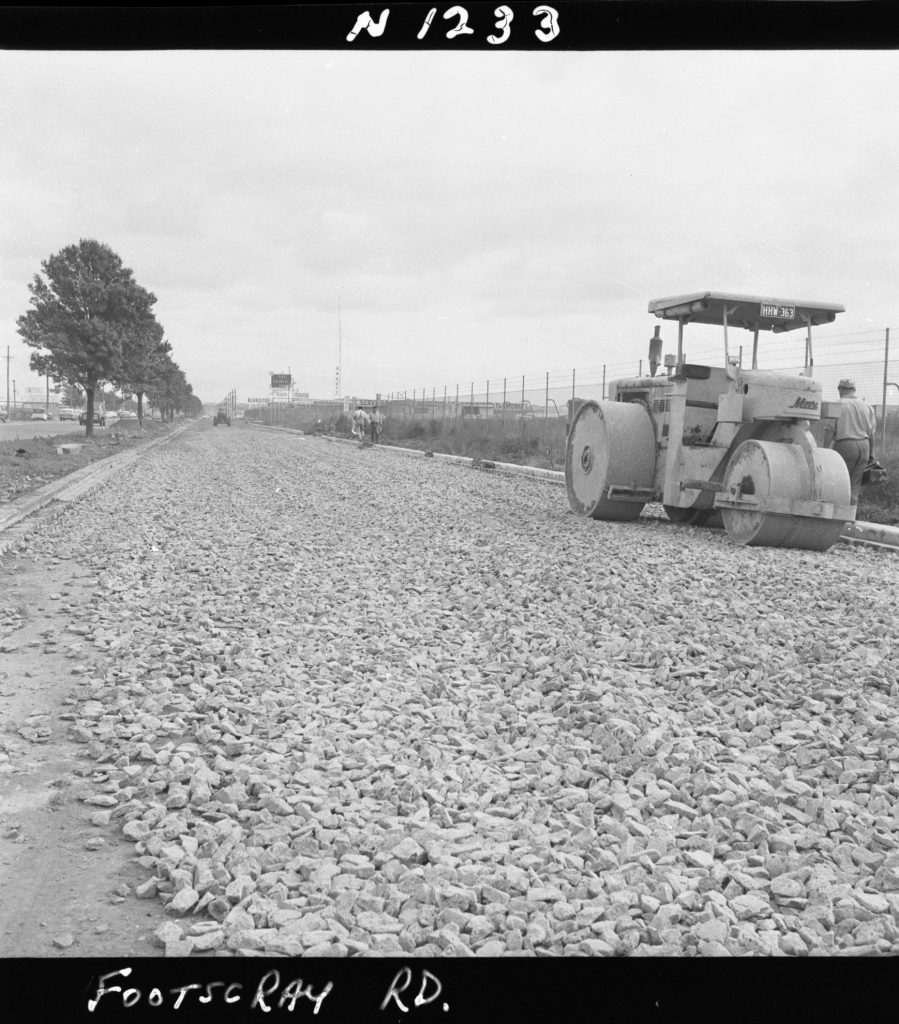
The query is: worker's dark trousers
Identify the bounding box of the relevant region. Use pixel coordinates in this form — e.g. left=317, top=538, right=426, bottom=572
left=833, top=438, right=869, bottom=506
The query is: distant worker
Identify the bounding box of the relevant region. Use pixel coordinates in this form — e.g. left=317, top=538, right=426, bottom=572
left=352, top=406, right=369, bottom=441
left=369, top=406, right=384, bottom=444
left=648, top=325, right=663, bottom=377
left=831, top=378, right=876, bottom=506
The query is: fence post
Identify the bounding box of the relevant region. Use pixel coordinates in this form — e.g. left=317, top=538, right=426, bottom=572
left=485, top=378, right=490, bottom=436
left=502, top=377, right=507, bottom=438
left=602, top=365, right=606, bottom=401
left=443, top=385, right=447, bottom=434
left=545, top=371, right=549, bottom=422
left=883, top=327, right=891, bottom=453
left=521, top=375, right=526, bottom=439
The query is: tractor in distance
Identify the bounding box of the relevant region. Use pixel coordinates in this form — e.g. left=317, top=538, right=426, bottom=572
left=565, top=291, right=854, bottom=551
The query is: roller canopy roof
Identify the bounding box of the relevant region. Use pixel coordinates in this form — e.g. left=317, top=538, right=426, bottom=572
left=648, top=292, right=845, bottom=333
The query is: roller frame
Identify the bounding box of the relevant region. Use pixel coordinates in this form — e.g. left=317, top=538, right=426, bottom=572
left=715, top=494, right=855, bottom=521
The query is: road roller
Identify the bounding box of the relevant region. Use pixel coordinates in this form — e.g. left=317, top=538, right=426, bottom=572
left=566, top=292, right=855, bottom=551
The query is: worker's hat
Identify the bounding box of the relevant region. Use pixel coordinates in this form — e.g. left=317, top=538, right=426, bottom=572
left=837, top=378, right=856, bottom=391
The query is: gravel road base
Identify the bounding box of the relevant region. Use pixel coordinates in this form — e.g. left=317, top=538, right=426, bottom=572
left=1, top=422, right=898, bottom=959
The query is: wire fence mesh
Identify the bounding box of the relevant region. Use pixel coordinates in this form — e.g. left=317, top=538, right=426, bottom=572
left=250, top=328, right=899, bottom=460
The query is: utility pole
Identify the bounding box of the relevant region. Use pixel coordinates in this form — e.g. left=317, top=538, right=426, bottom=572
left=882, top=327, right=891, bottom=453
left=4, top=346, right=10, bottom=420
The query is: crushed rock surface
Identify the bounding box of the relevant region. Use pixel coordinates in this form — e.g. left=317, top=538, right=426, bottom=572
left=4, top=424, right=899, bottom=957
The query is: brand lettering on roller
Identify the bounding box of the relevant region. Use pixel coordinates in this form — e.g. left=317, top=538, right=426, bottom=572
left=788, top=397, right=819, bottom=411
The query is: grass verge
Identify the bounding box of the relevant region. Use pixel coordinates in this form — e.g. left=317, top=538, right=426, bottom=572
left=0, top=419, right=175, bottom=506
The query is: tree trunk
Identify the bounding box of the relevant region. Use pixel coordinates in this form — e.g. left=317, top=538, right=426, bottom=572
left=137, top=390, right=144, bottom=426
left=84, top=387, right=95, bottom=439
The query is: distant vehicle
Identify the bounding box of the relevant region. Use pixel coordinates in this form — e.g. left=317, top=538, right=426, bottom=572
left=59, top=407, right=78, bottom=421
left=31, top=410, right=50, bottom=421
left=118, top=410, right=138, bottom=419
left=213, top=410, right=231, bottom=427
left=78, top=410, right=106, bottom=427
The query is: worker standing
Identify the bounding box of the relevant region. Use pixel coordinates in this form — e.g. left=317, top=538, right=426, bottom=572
left=369, top=406, right=384, bottom=444
left=832, top=378, right=876, bottom=506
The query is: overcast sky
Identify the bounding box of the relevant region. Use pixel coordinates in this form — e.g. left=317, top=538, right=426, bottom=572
left=2, top=49, right=898, bottom=405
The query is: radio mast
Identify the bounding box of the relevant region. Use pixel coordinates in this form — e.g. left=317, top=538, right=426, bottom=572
left=335, top=290, right=342, bottom=398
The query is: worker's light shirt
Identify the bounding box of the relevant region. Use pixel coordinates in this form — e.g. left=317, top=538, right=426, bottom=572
left=836, top=397, right=875, bottom=441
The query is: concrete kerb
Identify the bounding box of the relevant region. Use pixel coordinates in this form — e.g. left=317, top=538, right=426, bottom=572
left=251, top=423, right=898, bottom=552
left=839, top=520, right=899, bottom=552
left=0, top=422, right=192, bottom=551
left=251, top=423, right=566, bottom=486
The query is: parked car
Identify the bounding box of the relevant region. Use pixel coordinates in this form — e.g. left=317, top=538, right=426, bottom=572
left=78, top=410, right=106, bottom=426
left=31, top=410, right=50, bottom=421
left=58, top=407, right=79, bottom=421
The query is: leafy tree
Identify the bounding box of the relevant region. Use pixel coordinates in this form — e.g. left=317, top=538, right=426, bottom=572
left=127, top=323, right=171, bottom=424
left=112, top=283, right=170, bottom=425
left=184, top=394, right=204, bottom=418
left=16, top=239, right=153, bottom=437
left=147, top=353, right=193, bottom=422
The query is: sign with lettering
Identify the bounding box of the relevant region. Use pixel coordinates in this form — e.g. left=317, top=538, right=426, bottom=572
left=760, top=303, right=796, bottom=320
left=270, top=373, right=292, bottom=389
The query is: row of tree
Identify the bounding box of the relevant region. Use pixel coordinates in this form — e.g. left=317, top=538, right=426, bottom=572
left=16, top=239, right=201, bottom=436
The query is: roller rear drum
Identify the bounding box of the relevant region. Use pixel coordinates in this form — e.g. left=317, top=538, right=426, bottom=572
left=566, top=401, right=656, bottom=521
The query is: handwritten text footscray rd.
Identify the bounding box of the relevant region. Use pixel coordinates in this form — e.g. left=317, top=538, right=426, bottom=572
left=86, top=966, right=448, bottom=1016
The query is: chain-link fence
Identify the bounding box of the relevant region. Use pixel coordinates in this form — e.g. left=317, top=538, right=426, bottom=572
left=375, top=328, right=898, bottom=453
left=246, top=328, right=898, bottom=462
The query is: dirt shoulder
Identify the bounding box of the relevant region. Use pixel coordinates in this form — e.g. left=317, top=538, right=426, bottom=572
left=0, top=546, right=167, bottom=957
left=0, top=419, right=177, bottom=506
